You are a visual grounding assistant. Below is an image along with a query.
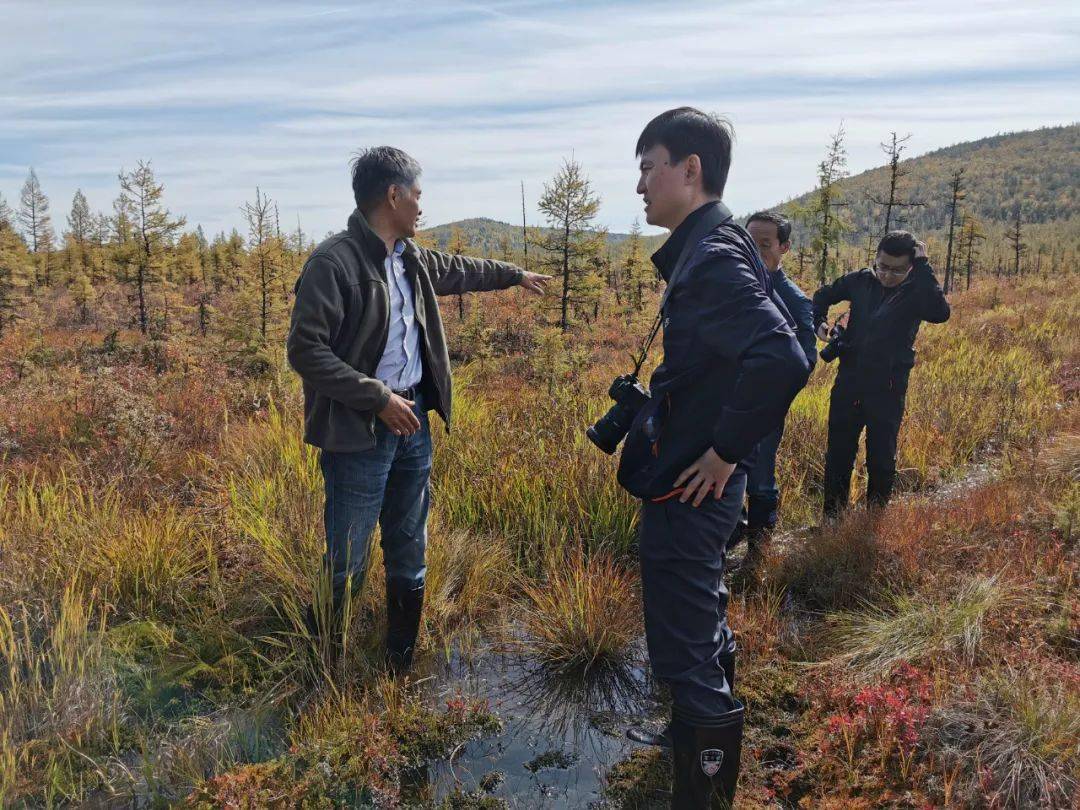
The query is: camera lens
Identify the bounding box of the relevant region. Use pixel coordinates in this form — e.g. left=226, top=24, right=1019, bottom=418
left=587, top=404, right=635, bottom=455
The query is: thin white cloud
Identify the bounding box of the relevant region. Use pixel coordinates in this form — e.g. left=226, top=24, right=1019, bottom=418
left=0, top=0, right=1077, bottom=238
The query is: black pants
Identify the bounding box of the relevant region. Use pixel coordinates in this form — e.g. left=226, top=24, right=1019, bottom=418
left=823, top=378, right=907, bottom=518
left=639, top=469, right=746, bottom=719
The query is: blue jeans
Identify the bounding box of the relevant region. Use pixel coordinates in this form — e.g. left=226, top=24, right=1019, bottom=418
left=745, top=423, right=782, bottom=531
left=319, top=393, right=431, bottom=605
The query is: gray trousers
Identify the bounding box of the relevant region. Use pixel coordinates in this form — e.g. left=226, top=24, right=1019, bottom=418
left=639, top=469, right=746, bottom=719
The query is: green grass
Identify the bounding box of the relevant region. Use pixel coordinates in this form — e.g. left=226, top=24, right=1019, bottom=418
left=822, top=574, right=1016, bottom=680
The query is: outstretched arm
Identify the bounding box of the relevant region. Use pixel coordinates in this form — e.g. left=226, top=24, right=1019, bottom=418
left=419, top=247, right=550, bottom=296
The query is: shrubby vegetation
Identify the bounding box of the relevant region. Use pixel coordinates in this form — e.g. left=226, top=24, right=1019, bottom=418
left=0, top=129, right=1077, bottom=806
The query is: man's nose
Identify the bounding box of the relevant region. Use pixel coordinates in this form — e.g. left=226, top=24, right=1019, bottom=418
left=636, top=177, right=646, bottom=195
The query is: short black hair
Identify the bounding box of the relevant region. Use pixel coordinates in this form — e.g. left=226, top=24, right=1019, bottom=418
left=878, top=230, right=917, bottom=260
left=635, top=107, right=734, bottom=198
left=350, top=146, right=422, bottom=213
left=746, top=211, right=792, bottom=244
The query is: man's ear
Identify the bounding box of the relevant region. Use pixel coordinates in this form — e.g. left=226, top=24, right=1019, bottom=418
left=779, top=241, right=791, bottom=257
left=683, top=154, right=702, bottom=188
left=386, top=184, right=401, bottom=210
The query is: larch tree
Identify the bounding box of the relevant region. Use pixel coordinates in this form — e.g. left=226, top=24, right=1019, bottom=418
left=117, top=160, right=186, bottom=334
left=537, top=157, right=602, bottom=331
left=240, top=187, right=282, bottom=342
left=1004, top=205, right=1026, bottom=277
left=869, top=132, right=924, bottom=233
left=942, top=168, right=965, bottom=293
left=809, top=125, right=849, bottom=285
left=0, top=195, right=30, bottom=335
left=65, top=189, right=94, bottom=282
left=17, top=168, right=55, bottom=287
left=959, top=214, right=986, bottom=290
left=621, top=219, right=651, bottom=315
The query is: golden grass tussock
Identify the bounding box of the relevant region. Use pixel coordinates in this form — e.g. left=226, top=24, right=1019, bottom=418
left=515, top=548, right=642, bottom=675
left=822, top=574, right=1019, bottom=680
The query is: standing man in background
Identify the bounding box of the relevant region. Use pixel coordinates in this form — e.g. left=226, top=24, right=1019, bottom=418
left=726, top=211, right=817, bottom=581
left=287, top=146, right=549, bottom=672
left=814, top=230, right=949, bottom=519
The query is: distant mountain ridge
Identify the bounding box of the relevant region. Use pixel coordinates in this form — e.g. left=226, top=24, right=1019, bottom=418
left=421, top=124, right=1079, bottom=253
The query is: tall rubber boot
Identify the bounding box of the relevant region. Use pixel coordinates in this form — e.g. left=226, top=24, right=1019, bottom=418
left=729, top=524, right=773, bottom=591
left=628, top=653, right=737, bottom=750
left=723, top=510, right=749, bottom=554
left=670, top=702, right=744, bottom=809
left=385, top=581, right=424, bottom=674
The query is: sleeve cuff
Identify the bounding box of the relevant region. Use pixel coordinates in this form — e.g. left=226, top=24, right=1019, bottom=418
left=373, top=383, right=392, bottom=413
left=711, top=442, right=743, bottom=466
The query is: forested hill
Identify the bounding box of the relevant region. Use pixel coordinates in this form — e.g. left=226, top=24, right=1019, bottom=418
left=421, top=124, right=1078, bottom=254
left=419, top=217, right=640, bottom=256
left=781, top=124, right=1078, bottom=234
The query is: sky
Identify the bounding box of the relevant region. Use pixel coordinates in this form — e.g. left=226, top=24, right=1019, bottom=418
left=2, top=0, right=1078, bottom=241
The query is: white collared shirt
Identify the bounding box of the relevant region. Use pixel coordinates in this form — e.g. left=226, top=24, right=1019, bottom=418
left=374, top=240, right=423, bottom=391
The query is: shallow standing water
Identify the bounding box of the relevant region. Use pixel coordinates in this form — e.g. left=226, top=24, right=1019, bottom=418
left=404, top=641, right=668, bottom=808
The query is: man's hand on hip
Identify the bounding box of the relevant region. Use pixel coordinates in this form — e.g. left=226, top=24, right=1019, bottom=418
left=675, top=448, right=736, bottom=507
left=519, top=271, right=552, bottom=295
left=378, top=393, right=421, bottom=436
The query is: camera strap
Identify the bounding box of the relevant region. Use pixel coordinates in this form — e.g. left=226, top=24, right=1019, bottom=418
left=632, top=201, right=733, bottom=376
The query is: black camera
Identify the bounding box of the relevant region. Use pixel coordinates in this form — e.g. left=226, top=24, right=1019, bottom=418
left=819, top=323, right=848, bottom=363
left=587, top=374, right=651, bottom=454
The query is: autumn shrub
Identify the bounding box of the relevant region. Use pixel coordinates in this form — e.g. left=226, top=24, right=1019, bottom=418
left=820, top=663, right=934, bottom=782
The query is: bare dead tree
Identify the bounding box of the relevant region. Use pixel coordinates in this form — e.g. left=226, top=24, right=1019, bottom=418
left=943, top=168, right=965, bottom=293
left=868, top=132, right=925, bottom=234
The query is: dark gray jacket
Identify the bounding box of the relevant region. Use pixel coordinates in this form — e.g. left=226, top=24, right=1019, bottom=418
left=287, top=209, right=523, bottom=451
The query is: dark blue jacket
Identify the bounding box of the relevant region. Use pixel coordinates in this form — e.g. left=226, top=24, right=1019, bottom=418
left=771, top=267, right=817, bottom=369
left=617, top=203, right=811, bottom=498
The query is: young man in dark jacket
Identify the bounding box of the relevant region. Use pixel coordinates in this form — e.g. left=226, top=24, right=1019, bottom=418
left=287, top=146, right=549, bottom=670
left=727, top=211, right=818, bottom=579
left=618, top=108, right=810, bottom=808
left=813, top=230, right=950, bottom=519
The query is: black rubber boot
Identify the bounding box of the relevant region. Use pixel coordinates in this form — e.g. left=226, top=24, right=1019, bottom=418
left=670, top=702, right=744, bottom=809
left=729, top=524, right=772, bottom=589
left=723, top=511, right=749, bottom=554
left=628, top=653, right=736, bottom=750
left=627, top=723, right=674, bottom=748
left=385, top=581, right=425, bottom=674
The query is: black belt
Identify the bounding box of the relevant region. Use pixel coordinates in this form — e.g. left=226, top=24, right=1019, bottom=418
left=392, top=386, right=417, bottom=400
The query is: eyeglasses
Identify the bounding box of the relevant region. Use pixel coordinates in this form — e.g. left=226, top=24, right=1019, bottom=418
left=874, top=262, right=911, bottom=277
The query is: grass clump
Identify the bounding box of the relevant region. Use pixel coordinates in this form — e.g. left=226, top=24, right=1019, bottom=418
left=930, top=665, right=1079, bottom=808
left=823, top=574, right=1015, bottom=680
left=517, top=550, right=641, bottom=675
left=603, top=747, right=670, bottom=808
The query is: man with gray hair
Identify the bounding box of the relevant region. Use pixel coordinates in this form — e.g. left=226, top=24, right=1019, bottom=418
left=287, top=146, right=549, bottom=671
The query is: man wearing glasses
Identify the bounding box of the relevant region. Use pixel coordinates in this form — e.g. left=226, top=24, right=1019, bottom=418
left=813, top=230, right=950, bottom=519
